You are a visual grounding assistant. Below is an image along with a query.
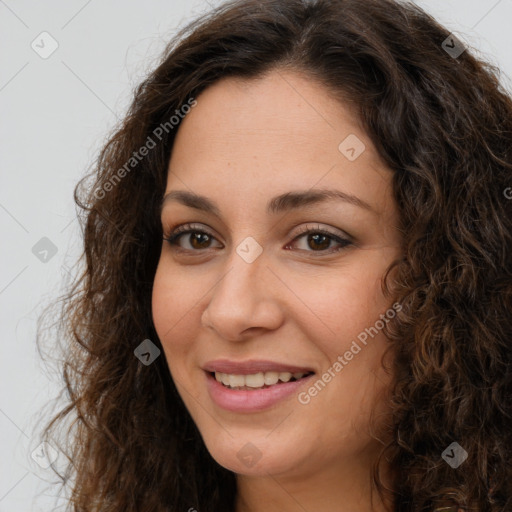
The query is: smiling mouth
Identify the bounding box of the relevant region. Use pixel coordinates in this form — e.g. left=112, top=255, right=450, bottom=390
left=211, top=371, right=315, bottom=390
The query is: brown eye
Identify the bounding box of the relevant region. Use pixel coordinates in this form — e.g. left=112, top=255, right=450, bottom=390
left=306, top=233, right=331, bottom=251
left=164, top=223, right=352, bottom=256
left=164, top=224, right=222, bottom=252
left=188, top=232, right=213, bottom=249
left=286, top=225, right=352, bottom=254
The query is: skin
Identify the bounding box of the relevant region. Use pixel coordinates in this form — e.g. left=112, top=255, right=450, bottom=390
left=152, top=69, right=402, bottom=512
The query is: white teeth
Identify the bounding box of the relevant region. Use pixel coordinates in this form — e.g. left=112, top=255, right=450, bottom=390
left=228, top=374, right=245, bottom=387
left=264, top=371, right=279, bottom=385
left=245, top=372, right=265, bottom=388
left=214, top=371, right=308, bottom=389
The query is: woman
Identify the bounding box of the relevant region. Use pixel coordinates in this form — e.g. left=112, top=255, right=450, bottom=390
left=40, top=0, right=512, bottom=510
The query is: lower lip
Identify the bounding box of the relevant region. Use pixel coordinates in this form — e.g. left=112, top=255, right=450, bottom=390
left=205, top=371, right=315, bottom=413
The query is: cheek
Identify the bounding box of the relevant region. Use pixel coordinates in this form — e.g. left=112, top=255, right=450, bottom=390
left=152, top=267, right=199, bottom=391
left=151, top=266, right=174, bottom=338
left=291, top=258, right=391, bottom=344
left=151, top=261, right=195, bottom=347
left=151, top=257, right=218, bottom=393
left=290, top=256, right=395, bottom=410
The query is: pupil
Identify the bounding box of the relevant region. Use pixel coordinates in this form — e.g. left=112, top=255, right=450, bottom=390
left=309, top=234, right=329, bottom=250
left=191, top=233, right=210, bottom=249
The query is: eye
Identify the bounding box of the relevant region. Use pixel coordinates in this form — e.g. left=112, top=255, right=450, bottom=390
left=285, top=223, right=352, bottom=254
left=163, top=222, right=352, bottom=255
left=163, top=223, right=222, bottom=252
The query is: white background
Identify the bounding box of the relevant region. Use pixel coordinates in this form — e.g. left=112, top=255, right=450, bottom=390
left=1, top=0, right=510, bottom=510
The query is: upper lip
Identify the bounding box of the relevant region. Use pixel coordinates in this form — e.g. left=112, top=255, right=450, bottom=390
left=203, top=359, right=315, bottom=375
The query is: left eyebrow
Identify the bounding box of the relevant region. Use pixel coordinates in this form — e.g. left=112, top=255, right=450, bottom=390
left=160, top=188, right=375, bottom=218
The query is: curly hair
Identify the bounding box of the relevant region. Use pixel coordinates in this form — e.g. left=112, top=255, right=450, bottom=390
left=38, top=0, right=512, bottom=510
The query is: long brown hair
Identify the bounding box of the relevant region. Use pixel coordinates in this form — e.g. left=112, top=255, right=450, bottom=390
left=38, top=0, right=512, bottom=510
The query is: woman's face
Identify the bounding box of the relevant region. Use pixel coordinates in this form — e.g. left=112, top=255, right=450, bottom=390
left=152, top=70, right=402, bottom=480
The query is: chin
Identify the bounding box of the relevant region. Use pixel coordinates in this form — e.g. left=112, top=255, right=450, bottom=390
left=201, top=429, right=308, bottom=477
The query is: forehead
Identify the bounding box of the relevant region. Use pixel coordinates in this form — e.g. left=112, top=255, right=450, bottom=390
left=165, top=70, right=395, bottom=219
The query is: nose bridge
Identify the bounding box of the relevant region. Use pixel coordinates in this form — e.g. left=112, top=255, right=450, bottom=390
left=211, top=244, right=267, bottom=315
left=201, top=242, right=282, bottom=339
left=217, top=233, right=268, bottom=299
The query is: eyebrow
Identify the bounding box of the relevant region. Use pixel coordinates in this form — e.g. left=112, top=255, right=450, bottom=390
left=160, top=188, right=375, bottom=217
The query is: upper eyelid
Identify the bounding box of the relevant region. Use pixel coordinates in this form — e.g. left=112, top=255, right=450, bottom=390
left=164, top=223, right=352, bottom=247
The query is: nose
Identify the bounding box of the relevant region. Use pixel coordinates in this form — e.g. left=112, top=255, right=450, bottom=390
left=200, top=250, right=284, bottom=341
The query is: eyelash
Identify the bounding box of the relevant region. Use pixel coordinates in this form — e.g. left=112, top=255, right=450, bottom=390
left=163, top=223, right=352, bottom=256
